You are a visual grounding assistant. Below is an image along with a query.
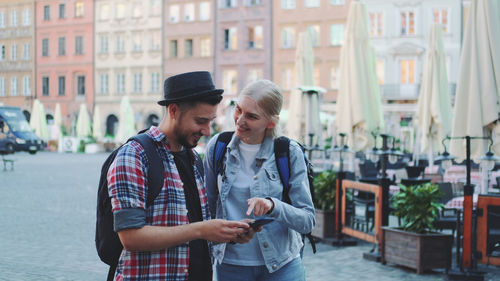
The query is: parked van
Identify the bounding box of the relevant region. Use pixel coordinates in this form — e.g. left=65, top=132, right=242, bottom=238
left=0, top=106, right=44, bottom=154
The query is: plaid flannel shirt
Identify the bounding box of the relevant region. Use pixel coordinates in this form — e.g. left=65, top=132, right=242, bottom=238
left=107, top=127, right=210, bottom=281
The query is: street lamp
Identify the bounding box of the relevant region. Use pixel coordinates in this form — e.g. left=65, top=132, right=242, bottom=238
left=437, top=135, right=499, bottom=280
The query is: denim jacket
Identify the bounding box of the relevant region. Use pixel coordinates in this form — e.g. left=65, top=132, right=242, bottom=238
left=204, top=133, right=315, bottom=273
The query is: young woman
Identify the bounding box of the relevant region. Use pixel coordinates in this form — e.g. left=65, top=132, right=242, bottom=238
left=204, top=80, right=315, bottom=281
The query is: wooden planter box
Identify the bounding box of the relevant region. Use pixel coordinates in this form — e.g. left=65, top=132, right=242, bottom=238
left=382, top=227, right=453, bottom=274
left=311, top=209, right=335, bottom=239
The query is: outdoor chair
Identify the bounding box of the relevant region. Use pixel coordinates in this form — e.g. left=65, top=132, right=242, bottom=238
left=400, top=178, right=431, bottom=187
left=405, top=166, right=426, bottom=179
left=435, top=182, right=460, bottom=237
left=359, top=162, right=378, bottom=183
left=350, top=191, right=375, bottom=233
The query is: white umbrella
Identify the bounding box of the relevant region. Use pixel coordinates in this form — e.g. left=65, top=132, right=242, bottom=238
left=30, top=99, right=49, bottom=140
left=285, top=31, right=316, bottom=145
left=335, top=2, right=384, bottom=151
left=92, top=105, right=103, bottom=140
left=449, top=0, right=500, bottom=162
left=415, top=23, right=453, bottom=167
left=116, top=96, right=136, bottom=144
left=50, top=103, right=62, bottom=140
left=75, top=103, right=91, bottom=138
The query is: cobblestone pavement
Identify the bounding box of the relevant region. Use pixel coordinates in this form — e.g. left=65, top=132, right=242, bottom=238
left=1, top=152, right=499, bottom=281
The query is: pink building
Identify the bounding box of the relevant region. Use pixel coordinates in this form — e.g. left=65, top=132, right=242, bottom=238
left=35, top=0, right=93, bottom=128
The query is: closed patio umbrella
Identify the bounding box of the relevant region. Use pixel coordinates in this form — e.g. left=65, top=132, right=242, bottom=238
left=449, top=0, right=500, bottom=161
left=75, top=103, right=91, bottom=138
left=92, top=105, right=103, bottom=140
left=415, top=23, right=453, bottom=167
left=30, top=99, right=49, bottom=140
left=335, top=2, right=384, bottom=151
left=116, top=96, right=136, bottom=144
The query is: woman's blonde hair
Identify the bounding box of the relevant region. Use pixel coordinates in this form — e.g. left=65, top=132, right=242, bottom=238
left=238, top=79, right=283, bottom=138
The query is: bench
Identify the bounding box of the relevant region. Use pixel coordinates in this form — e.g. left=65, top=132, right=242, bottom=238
left=2, top=156, right=14, bottom=171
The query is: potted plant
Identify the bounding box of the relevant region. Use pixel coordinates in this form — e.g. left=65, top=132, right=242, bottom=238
left=311, top=170, right=336, bottom=239
left=382, top=183, right=453, bottom=274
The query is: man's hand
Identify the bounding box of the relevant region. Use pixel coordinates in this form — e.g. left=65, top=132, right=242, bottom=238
left=232, top=218, right=263, bottom=244
left=246, top=197, right=274, bottom=216
left=200, top=219, right=249, bottom=243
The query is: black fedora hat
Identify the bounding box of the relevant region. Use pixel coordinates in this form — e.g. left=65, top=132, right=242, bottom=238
left=158, top=71, right=224, bottom=106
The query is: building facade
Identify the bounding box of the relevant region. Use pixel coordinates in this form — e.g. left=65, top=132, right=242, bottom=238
left=215, top=0, right=273, bottom=99
left=0, top=0, right=35, bottom=116
left=94, top=0, right=163, bottom=137
left=35, top=0, right=94, bottom=128
left=273, top=0, right=352, bottom=104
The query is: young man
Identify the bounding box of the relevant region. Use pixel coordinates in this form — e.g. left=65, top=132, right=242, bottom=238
left=107, top=71, right=252, bottom=281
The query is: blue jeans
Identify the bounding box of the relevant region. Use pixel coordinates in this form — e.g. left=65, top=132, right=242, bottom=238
left=216, top=257, right=305, bottom=281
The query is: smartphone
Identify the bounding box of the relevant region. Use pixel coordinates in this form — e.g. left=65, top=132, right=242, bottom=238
left=248, top=218, right=274, bottom=229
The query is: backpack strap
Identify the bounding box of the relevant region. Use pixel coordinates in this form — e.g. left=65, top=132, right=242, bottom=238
left=214, top=131, right=234, bottom=176
left=274, top=136, right=292, bottom=204
left=130, top=133, right=164, bottom=207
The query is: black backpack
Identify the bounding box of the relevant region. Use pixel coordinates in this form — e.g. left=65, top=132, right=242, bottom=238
left=214, top=132, right=317, bottom=254
left=95, top=132, right=164, bottom=280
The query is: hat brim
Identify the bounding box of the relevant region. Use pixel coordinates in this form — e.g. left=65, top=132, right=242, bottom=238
left=158, top=89, right=224, bottom=106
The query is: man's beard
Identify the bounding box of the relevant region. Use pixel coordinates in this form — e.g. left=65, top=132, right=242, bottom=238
left=174, top=127, right=201, bottom=149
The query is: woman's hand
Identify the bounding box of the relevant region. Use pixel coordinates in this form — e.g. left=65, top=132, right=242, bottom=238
left=232, top=218, right=262, bottom=244
left=246, top=197, right=274, bottom=216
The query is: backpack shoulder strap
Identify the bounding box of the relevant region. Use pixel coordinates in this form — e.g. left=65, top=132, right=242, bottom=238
left=274, top=136, right=291, bottom=204
left=131, top=133, right=164, bottom=207
left=214, top=131, right=234, bottom=175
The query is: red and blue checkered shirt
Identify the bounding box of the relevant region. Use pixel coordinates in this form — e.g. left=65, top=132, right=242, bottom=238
left=107, top=127, right=210, bottom=281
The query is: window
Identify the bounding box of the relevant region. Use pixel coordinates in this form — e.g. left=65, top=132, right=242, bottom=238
left=400, top=10, right=415, bottom=35
left=10, top=9, right=17, bottom=26
left=247, top=69, right=262, bottom=83
left=281, top=68, right=294, bottom=90
left=185, top=39, right=193, bottom=57
left=59, top=4, right=65, bottom=18
left=150, top=0, right=161, bottom=16
left=77, top=76, right=85, bottom=95
left=116, top=4, right=125, bottom=19
left=281, top=27, right=295, bottom=49
left=42, top=77, right=49, bottom=96
left=10, top=77, right=17, bottom=96
left=247, top=0, right=261, bottom=6
left=133, top=73, right=142, bottom=93
left=248, top=26, right=263, bottom=49
left=223, top=70, right=237, bottom=95
left=150, top=31, right=161, bottom=51
left=23, top=43, right=30, bottom=60
left=132, top=33, right=142, bottom=52
left=330, top=24, right=344, bottom=45
left=22, top=8, right=30, bottom=26
left=58, top=76, right=65, bottom=96
left=23, top=76, right=30, bottom=96
left=330, top=0, right=344, bottom=5
left=116, top=35, right=125, bottom=53
left=307, top=25, right=320, bottom=47
left=200, top=38, right=211, bottom=57
left=99, top=74, right=108, bottom=94
left=151, top=72, right=160, bottom=92
left=282, top=0, right=296, bottom=10
left=99, top=35, right=108, bottom=54
left=132, top=3, right=142, bottom=18
left=305, top=0, right=320, bottom=8
left=221, top=0, right=237, bottom=9
left=100, top=4, right=109, bottom=20
left=0, top=77, right=5, bottom=96
left=58, top=37, right=65, bottom=55
left=224, top=27, right=237, bottom=50
left=330, top=67, right=339, bottom=89
left=199, top=2, right=210, bottom=21
left=10, top=44, right=17, bottom=61
left=0, top=12, right=5, bottom=28
left=169, top=5, right=179, bottom=23
left=0, top=44, right=4, bottom=61
left=376, top=60, right=384, bottom=85
left=369, top=12, right=384, bottom=37
left=75, top=2, right=84, bottom=17
left=116, top=74, right=125, bottom=94
left=433, top=8, right=449, bottom=33
left=184, top=3, right=194, bottom=22
left=400, top=59, right=415, bottom=84
left=170, top=40, right=178, bottom=58
left=75, top=36, right=83, bottom=55
left=42, top=38, right=49, bottom=56
left=43, top=5, right=50, bottom=20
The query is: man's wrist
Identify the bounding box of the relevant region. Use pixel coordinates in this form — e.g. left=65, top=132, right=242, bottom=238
left=265, top=197, right=274, bottom=214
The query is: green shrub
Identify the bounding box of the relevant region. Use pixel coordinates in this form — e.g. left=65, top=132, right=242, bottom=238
left=313, top=170, right=336, bottom=211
